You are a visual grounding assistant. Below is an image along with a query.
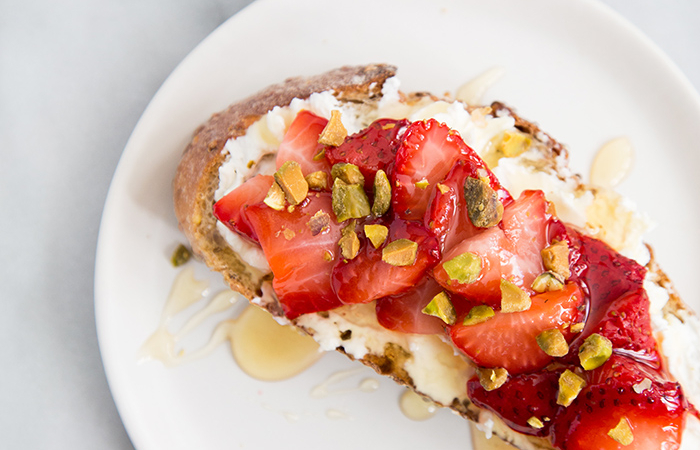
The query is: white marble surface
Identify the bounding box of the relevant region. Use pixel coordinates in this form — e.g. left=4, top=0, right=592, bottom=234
left=0, top=0, right=698, bottom=449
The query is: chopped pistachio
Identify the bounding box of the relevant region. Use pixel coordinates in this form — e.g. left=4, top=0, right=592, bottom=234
left=541, top=241, right=571, bottom=279
left=331, top=162, right=365, bottom=185
left=462, top=305, right=495, bottom=326
left=170, top=244, right=191, bottom=267
left=322, top=250, right=333, bottom=262
left=570, top=322, right=585, bottom=333
left=477, top=367, right=509, bottom=391
left=274, top=161, right=308, bottom=205
left=372, top=169, right=391, bottom=216
left=527, top=417, right=544, bottom=429
left=331, top=178, right=371, bottom=222
left=608, top=417, right=634, bottom=446
left=536, top=329, right=569, bottom=357
left=382, top=239, right=418, bottom=266
left=305, top=171, right=328, bottom=190
left=318, top=110, right=347, bottom=146
left=464, top=177, right=504, bottom=228
left=312, top=147, right=326, bottom=161
left=578, top=333, right=613, bottom=370
left=263, top=181, right=286, bottom=211
left=500, top=279, right=531, bottom=313
left=436, top=183, right=450, bottom=194
left=307, top=210, right=330, bottom=236
left=422, top=291, right=456, bottom=325
left=557, top=369, right=586, bottom=407
left=339, top=223, right=360, bottom=260
left=499, top=130, right=532, bottom=157
left=531, top=271, right=565, bottom=293
left=364, top=224, right=388, bottom=249
left=415, top=178, right=430, bottom=189
left=282, top=228, right=295, bottom=240
left=442, top=252, right=481, bottom=284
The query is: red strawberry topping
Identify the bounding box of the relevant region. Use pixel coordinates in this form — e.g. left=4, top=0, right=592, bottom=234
left=276, top=110, right=331, bottom=177
left=326, top=118, right=409, bottom=193
left=450, top=283, right=584, bottom=374
left=375, top=277, right=448, bottom=335
left=245, top=193, right=343, bottom=319
left=213, top=174, right=273, bottom=242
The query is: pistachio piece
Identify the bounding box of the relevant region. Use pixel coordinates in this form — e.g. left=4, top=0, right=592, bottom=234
left=263, top=181, right=286, bottom=211
left=442, top=252, right=481, bottom=284
left=570, top=322, right=585, bottom=333
left=415, top=178, right=429, bottom=189
left=422, top=291, right=456, bottom=325
left=541, top=240, right=571, bottom=279
left=312, top=147, right=326, bottom=161
left=557, top=369, right=586, bottom=407
left=527, top=417, right=544, bottom=429
left=318, top=110, right=347, bottom=147
left=372, top=169, right=391, bottom=216
left=338, top=223, right=360, bottom=260
left=462, top=305, right=495, bottom=326
left=477, top=367, right=509, bottom=391
left=274, top=161, right=308, bottom=205
left=578, top=333, right=613, bottom=370
left=536, top=329, right=569, bottom=357
left=171, top=244, right=191, bottom=267
left=499, top=130, right=532, bottom=158
left=382, top=239, right=418, bottom=266
left=464, top=177, right=504, bottom=228
left=331, top=162, right=365, bottom=185
left=331, top=178, right=371, bottom=222
left=305, top=171, right=328, bottom=190
left=500, top=279, right=532, bottom=313
left=436, top=183, right=450, bottom=194
left=608, top=417, right=634, bottom=446
left=531, top=271, right=565, bottom=293
left=364, top=224, right=388, bottom=249
left=307, top=210, right=330, bottom=236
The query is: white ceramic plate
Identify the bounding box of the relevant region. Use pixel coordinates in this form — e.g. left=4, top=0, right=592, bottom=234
left=95, top=0, right=700, bottom=449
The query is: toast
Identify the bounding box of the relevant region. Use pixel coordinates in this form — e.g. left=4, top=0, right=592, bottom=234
left=173, top=64, right=699, bottom=449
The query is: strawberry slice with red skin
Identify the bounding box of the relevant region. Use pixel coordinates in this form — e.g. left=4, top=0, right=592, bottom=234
left=450, top=283, right=584, bottom=374
left=245, top=193, right=343, bottom=319
left=326, top=118, right=409, bottom=193
left=433, top=190, right=549, bottom=306
left=276, top=110, right=331, bottom=178
left=213, top=174, right=273, bottom=243
left=550, top=355, right=689, bottom=450
left=468, top=369, right=563, bottom=437
left=394, top=118, right=512, bottom=221
left=375, top=277, right=448, bottom=335
left=331, top=217, right=440, bottom=305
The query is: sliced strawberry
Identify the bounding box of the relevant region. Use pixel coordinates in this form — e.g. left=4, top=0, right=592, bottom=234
left=433, top=226, right=512, bottom=306
left=245, top=193, right=343, bottom=319
left=392, top=119, right=470, bottom=220
left=501, top=189, right=550, bottom=285
left=450, top=283, right=583, bottom=374
left=393, top=119, right=512, bottom=221
left=468, top=369, right=563, bottom=437
left=326, top=118, right=408, bottom=192
left=433, top=190, right=550, bottom=305
left=551, top=355, right=689, bottom=450
left=424, top=160, right=482, bottom=253
left=375, top=277, right=448, bottom=335
left=331, top=218, right=440, bottom=304
left=213, top=174, right=273, bottom=242
left=276, top=110, right=331, bottom=178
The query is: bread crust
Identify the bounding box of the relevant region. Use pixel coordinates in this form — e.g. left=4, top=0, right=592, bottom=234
left=173, top=65, right=694, bottom=450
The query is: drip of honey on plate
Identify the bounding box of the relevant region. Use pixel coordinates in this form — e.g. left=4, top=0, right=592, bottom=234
left=140, top=267, right=321, bottom=380
left=590, top=137, right=634, bottom=189
left=398, top=389, right=438, bottom=421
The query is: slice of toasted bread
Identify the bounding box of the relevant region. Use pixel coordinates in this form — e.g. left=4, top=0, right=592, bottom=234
left=173, top=64, right=698, bottom=450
